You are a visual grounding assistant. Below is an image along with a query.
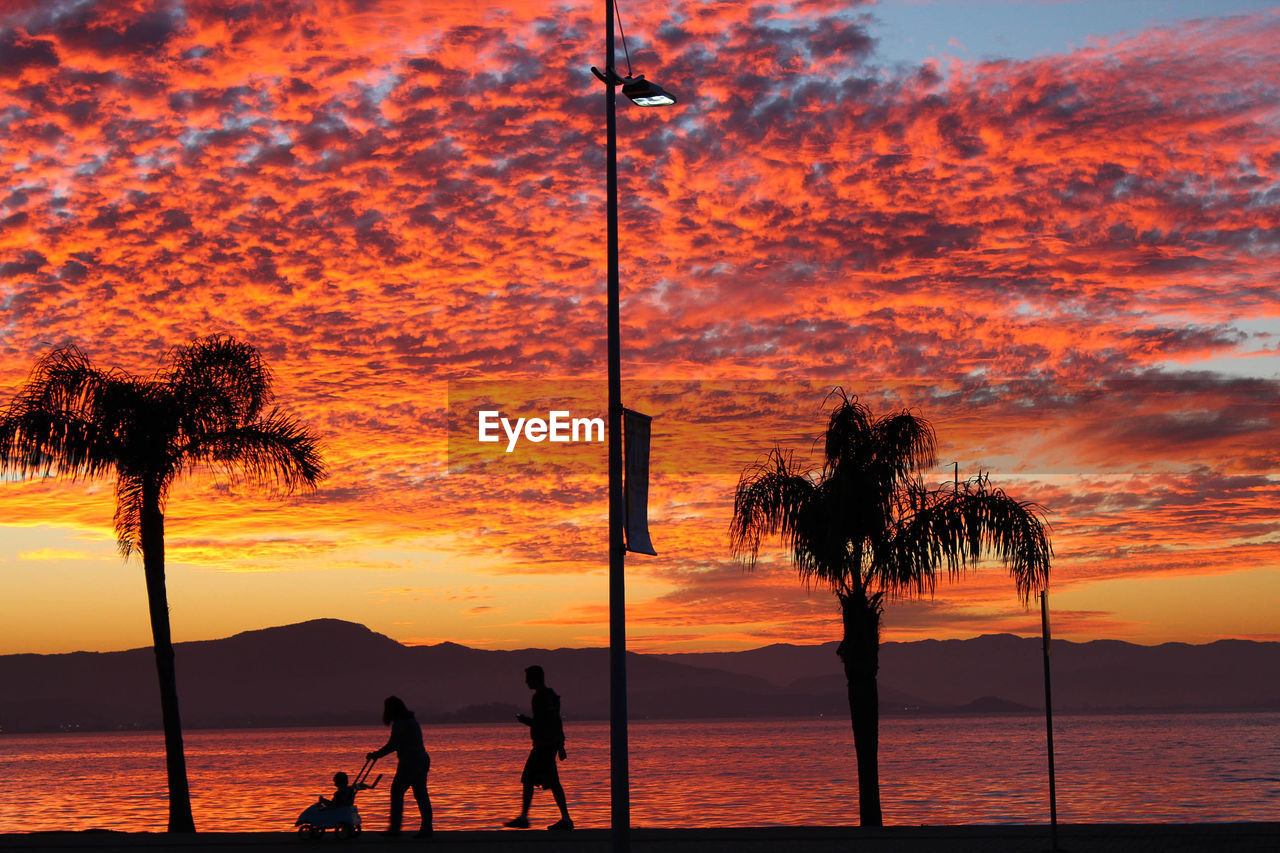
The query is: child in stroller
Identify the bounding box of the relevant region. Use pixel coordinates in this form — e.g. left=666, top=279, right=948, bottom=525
left=296, top=757, right=381, bottom=839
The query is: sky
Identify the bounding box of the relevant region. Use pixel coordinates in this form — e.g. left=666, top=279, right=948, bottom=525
left=1, top=0, right=1278, bottom=656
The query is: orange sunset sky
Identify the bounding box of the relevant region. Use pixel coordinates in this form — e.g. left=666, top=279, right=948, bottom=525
left=1, top=0, right=1278, bottom=656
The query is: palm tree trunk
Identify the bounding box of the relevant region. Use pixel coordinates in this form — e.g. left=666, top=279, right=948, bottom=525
left=141, top=493, right=195, bottom=833
left=837, top=589, right=884, bottom=827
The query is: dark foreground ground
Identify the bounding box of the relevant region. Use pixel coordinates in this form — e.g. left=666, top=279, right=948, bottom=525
left=5, top=824, right=1280, bottom=853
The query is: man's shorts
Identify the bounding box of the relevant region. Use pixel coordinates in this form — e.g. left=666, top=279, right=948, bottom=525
left=520, top=745, right=560, bottom=789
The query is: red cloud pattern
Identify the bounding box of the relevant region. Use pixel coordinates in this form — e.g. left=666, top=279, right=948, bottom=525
left=2, top=1, right=1278, bottom=651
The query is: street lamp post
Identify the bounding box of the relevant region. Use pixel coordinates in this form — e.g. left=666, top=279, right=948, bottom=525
left=603, top=12, right=630, bottom=843
left=592, top=2, right=676, bottom=850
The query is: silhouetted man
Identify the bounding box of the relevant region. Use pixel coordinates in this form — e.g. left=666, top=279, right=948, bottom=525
left=504, top=665, right=572, bottom=830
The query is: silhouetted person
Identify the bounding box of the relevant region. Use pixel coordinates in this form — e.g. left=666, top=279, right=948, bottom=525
left=504, top=665, right=572, bottom=830
left=318, top=771, right=365, bottom=809
left=367, top=695, right=432, bottom=838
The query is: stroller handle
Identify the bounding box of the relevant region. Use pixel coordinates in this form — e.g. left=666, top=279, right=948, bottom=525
left=354, top=754, right=379, bottom=787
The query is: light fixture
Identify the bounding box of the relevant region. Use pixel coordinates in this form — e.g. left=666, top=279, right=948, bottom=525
left=621, top=75, right=676, bottom=107
left=591, top=68, right=678, bottom=107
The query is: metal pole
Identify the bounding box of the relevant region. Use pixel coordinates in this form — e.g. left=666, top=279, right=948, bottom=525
left=1040, top=590, right=1060, bottom=851
left=605, top=0, right=631, bottom=850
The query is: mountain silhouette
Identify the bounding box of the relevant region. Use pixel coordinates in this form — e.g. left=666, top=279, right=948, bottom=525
left=1, top=620, right=1276, bottom=732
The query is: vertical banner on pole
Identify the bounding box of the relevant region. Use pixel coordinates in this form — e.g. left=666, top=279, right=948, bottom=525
left=623, top=408, right=657, bottom=556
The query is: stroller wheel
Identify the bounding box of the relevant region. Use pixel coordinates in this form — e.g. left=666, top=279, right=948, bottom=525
left=298, top=824, right=318, bottom=840
left=334, top=823, right=355, bottom=840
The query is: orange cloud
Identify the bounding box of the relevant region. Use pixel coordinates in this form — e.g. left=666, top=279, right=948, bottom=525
left=2, top=2, right=1278, bottom=653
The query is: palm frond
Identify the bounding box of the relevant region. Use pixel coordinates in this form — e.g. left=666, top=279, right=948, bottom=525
left=861, top=478, right=940, bottom=598
left=883, top=477, right=1052, bottom=603
left=3, top=337, right=326, bottom=553
left=184, top=408, right=326, bottom=494
left=871, top=410, right=936, bottom=478
left=113, top=475, right=148, bottom=556
left=164, top=335, right=272, bottom=432
left=821, top=388, right=873, bottom=471
left=0, top=347, right=124, bottom=480
left=729, top=447, right=815, bottom=569
left=823, top=395, right=936, bottom=513
left=788, top=480, right=863, bottom=594
left=729, top=391, right=1052, bottom=607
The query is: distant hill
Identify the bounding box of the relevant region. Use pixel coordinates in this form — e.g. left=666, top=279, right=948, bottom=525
left=1, top=619, right=1277, bottom=732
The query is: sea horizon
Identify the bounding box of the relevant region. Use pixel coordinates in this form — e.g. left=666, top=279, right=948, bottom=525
left=9, top=703, right=1280, bottom=738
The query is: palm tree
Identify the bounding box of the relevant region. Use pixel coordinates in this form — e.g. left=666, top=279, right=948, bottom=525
left=0, top=336, right=326, bottom=832
left=730, top=390, right=1050, bottom=827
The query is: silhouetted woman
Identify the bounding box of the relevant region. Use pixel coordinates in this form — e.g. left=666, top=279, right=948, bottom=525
left=367, top=695, right=432, bottom=838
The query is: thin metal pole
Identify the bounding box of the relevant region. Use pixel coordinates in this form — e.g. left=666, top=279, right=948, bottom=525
left=605, top=0, right=631, bottom=850
left=1041, top=590, right=1060, bottom=851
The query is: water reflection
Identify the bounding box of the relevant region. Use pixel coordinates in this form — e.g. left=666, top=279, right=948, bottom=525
left=1, top=713, right=1277, bottom=832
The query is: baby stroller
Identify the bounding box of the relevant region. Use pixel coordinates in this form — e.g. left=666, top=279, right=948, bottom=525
left=295, top=756, right=382, bottom=839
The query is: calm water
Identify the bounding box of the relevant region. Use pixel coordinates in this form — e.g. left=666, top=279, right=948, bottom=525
left=1, top=714, right=1277, bottom=832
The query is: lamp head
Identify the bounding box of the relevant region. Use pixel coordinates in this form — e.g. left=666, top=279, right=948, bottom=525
left=621, top=75, right=677, bottom=107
